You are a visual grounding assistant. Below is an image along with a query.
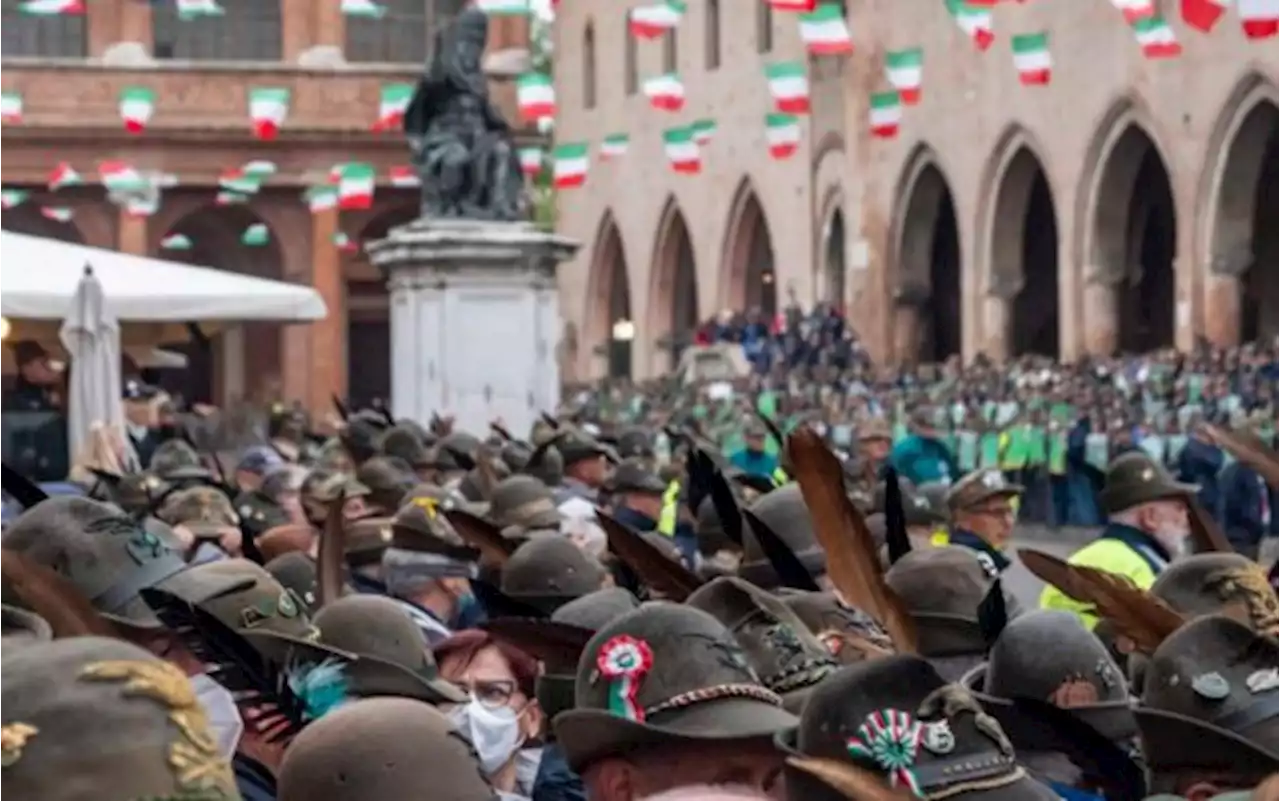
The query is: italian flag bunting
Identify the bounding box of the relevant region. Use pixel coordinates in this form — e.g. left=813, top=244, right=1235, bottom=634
left=241, top=160, right=276, bottom=179
left=517, top=73, right=556, bottom=121
left=119, top=87, right=156, bottom=133
left=1, top=189, right=30, bottom=210
left=335, top=163, right=376, bottom=209
left=601, top=134, right=629, bottom=159
left=691, top=119, right=717, bottom=144
left=48, top=162, right=82, bottom=191
left=388, top=165, right=420, bottom=187
left=341, top=0, right=386, bottom=17
left=946, top=0, right=995, bottom=50
left=374, top=83, right=413, bottom=130
left=216, top=191, right=249, bottom=206
left=305, top=185, right=338, bottom=213
left=1132, top=16, right=1182, bottom=57
left=176, top=0, right=224, bottom=18
left=518, top=147, right=544, bottom=175
left=219, top=169, right=263, bottom=195
left=476, top=0, right=531, bottom=14
left=41, top=207, right=74, bottom=222
left=99, top=161, right=146, bottom=193
left=552, top=143, right=590, bottom=188
left=643, top=74, right=686, bottom=111
left=1180, top=0, right=1228, bottom=31
left=798, top=5, right=852, bottom=55
left=160, top=234, right=193, bottom=250
left=885, top=48, right=923, bottom=105
left=765, top=62, right=810, bottom=114
left=869, top=91, right=903, bottom=138
left=19, top=0, right=84, bottom=13
left=765, top=113, right=801, bottom=159
left=248, top=87, right=290, bottom=140
left=241, top=223, right=270, bottom=247
left=630, top=1, right=685, bottom=38
left=333, top=232, right=359, bottom=253
left=1011, top=32, right=1051, bottom=85
left=125, top=195, right=159, bottom=218
left=2, top=92, right=23, bottom=125
left=1239, top=0, right=1279, bottom=37
left=1111, top=0, right=1155, bottom=23
left=663, top=127, right=701, bottom=174
left=768, top=0, right=815, bottom=10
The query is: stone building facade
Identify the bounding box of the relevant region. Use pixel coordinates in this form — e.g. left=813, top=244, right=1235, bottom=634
left=0, top=0, right=530, bottom=413
left=552, top=0, right=1277, bottom=380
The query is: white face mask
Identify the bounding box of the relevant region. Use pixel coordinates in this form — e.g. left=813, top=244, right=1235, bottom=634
left=449, top=698, right=525, bottom=776
left=188, top=673, right=244, bottom=761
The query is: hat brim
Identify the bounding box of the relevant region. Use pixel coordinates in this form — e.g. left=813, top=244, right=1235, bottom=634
left=555, top=695, right=798, bottom=773
left=961, top=662, right=1136, bottom=743
left=111, top=564, right=249, bottom=630
left=1133, top=706, right=1277, bottom=774
left=1102, top=480, right=1199, bottom=514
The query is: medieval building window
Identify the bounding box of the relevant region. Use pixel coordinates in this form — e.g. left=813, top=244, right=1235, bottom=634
left=705, top=0, right=721, bottom=70
left=152, top=0, right=282, bottom=60
left=756, top=1, right=772, bottom=53
left=584, top=23, right=597, bottom=109
left=624, top=13, right=638, bottom=95
left=662, top=28, right=678, bottom=72
left=0, top=0, right=87, bottom=58
left=346, top=0, right=460, bottom=64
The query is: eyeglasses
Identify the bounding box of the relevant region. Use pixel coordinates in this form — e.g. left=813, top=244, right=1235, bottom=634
left=450, top=678, right=518, bottom=709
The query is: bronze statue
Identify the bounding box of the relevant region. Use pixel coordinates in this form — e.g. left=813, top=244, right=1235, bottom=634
left=403, top=9, right=527, bottom=222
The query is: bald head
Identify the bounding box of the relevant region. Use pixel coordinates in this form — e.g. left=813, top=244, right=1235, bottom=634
left=641, top=787, right=772, bottom=801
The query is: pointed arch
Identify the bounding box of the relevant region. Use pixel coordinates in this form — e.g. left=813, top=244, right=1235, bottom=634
left=648, top=196, right=700, bottom=370
left=889, top=144, right=962, bottom=363
left=720, top=178, right=778, bottom=316
left=1, top=200, right=86, bottom=244
left=585, top=211, right=633, bottom=378
left=977, top=125, right=1060, bottom=356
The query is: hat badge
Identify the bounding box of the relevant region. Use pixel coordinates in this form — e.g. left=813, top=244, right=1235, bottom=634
left=846, top=710, right=925, bottom=796
left=980, top=471, right=1003, bottom=490
left=596, top=635, right=654, bottom=723
left=1246, top=668, right=1279, bottom=694
left=1, top=723, right=38, bottom=767
left=1191, top=671, right=1231, bottom=701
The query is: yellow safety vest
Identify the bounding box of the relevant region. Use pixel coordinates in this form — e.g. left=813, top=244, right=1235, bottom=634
left=658, top=480, right=681, bottom=536
left=1039, top=538, right=1160, bottom=629
left=771, top=467, right=789, bottom=487
left=929, top=528, right=950, bottom=547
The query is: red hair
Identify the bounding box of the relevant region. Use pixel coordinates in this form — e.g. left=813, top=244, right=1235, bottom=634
left=433, top=629, right=540, bottom=697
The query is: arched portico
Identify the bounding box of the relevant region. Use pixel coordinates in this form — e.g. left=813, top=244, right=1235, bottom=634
left=349, top=204, right=418, bottom=407
left=1, top=198, right=86, bottom=243
left=648, top=197, right=700, bottom=372
left=721, top=180, right=778, bottom=319
left=586, top=212, right=633, bottom=378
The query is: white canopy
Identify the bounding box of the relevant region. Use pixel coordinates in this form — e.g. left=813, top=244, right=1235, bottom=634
left=0, top=231, right=327, bottom=322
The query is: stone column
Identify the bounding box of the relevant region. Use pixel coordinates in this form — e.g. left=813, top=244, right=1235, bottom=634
left=1203, top=274, right=1242, bottom=347
left=982, top=295, right=1011, bottom=362
left=299, top=0, right=346, bottom=66
left=116, top=208, right=147, bottom=256
left=281, top=0, right=313, bottom=64
left=1081, top=279, right=1118, bottom=356
left=309, top=206, right=346, bottom=413
left=891, top=305, right=922, bottom=365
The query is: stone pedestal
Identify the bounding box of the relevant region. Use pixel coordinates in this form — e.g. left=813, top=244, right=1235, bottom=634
left=366, top=219, right=580, bottom=437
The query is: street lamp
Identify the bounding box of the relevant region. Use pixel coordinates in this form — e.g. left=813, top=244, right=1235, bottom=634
left=611, top=318, right=635, bottom=342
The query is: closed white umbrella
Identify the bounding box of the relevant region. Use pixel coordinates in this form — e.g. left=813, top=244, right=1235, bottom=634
left=58, top=265, right=133, bottom=470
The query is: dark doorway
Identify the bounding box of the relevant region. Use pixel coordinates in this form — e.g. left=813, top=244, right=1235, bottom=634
left=927, top=188, right=962, bottom=362
left=1242, top=120, right=1278, bottom=343
left=1119, top=145, right=1177, bottom=353
left=607, top=252, right=632, bottom=379
left=825, top=210, right=846, bottom=312
left=347, top=284, right=392, bottom=409
left=898, top=163, right=963, bottom=363
left=669, top=215, right=700, bottom=364
left=1004, top=153, right=1060, bottom=357
left=742, top=195, right=779, bottom=318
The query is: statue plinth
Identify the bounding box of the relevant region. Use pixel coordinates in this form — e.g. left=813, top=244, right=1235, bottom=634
left=366, top=218, right=580, bottom=437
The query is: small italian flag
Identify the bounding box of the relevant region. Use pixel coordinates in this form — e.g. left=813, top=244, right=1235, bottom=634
left=1132, top=16, right=1182, bottom=58
left=219, top=169, right=263, bottom=195
left=119, top=87, right=156, bottom=133
left=1011, top=32, right=1051, bottom=85
left=601, top=134, right=629, bottom=159
left=518, top=147, right=544, bottom=175
left=176, top=0, right=224, bottom=18
left=946, top=0, right=995, bottom=50
left=2, top=92, right=22, bottom=125
left=630, top=1, right=685, bottom=38
left=215, top=191, right=250, bottom=206
left=248, top=87, right=290, bottom=140
left=644, top=74, right=686, bottom=111
left=798, top=5, right=852, bottom=55
left=241, top=160, right=277, bottom=179
left=333, top=232, right=359, bottom=253
left=768, top=0, right=815, bottom=10
left=374, top=83, right=414, bottom=131
left=1239, top=0, right=1279, bottom=38
left=1111, top=0, right=1155, bottom=23
left=99, top=161, right=146, bottom=193
left=48, top=162, right=82, bottom=191
left=305, top=185, right=338, bottom=212
left=1, top=189, right=30, bottom=209
left=241, top=223, right=270, bottom=247
left=869, top=91, right=902, bottom=138
left=41, top=206, right=74, bottom=222
left=765, top=113, right=801, bottom=160
left=19, top=0, right=84, bottom=13
left=691, top=118, right=717, bottom=144
left=476, top=0, right=530, bottom=13
left=765, top=62, right=810, bottom=114
left=336, top=163, right=376, bottom=209
left=388, top=165, right=420, bottom=187
left=160, top=233, right=193, bottom=250
left=1180, top=0, right=1228, bottom=31
left=517, top=73, right=556, bottom=121
left=125, top=195, right=159, bottom=218
left=341, top=0, right=386, bottom=17
left=663, top=127, right=701, bottom=174
left=552, top=143, right=590, bottom=188
left=885, top=48, right=923, bottom=105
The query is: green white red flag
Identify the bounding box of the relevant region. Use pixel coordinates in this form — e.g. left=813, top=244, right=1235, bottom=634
left=663, top=126, right=701, bottom=174
left=176, top=0, right=223, bottom=19
left=630, top=1, right=685, bottom=38
left=644, top=74, right=686, bottom=111
left=98, top=161, right=147, bottom=193
left=388, top=166, right=420, bottom=187
left=241, top=223, right=270, bottom=247
left=332, top=232, right=359, bottom=253
left=475, top=0, right=531, bottom=14
left=552, top=143, right=590, bottom=188
left=216, top=191, right=249, bottom=206
left=601, top=134, right=629, bottom=159
left=1, top=189, right=30, bottom=209
left=119, top=87, right=156, bottom=133
left=41, top=207, right=74, bottom=222
left=248, top=87, right=290, bottom=140
left=691, top=119, right=717, bottom=144
left=374, top=83, right=413, bottom=131
left=765, top=113, right=801, bottom=159
left=767, top=0, right=815, bottom=10
left=219, top=169, right=263, bottom=195
left=1239, top=0, right=1279, bottom=37
left=517, top=73, right=556, bottom=121
left=946, top=0, right=994, bottom=50
left=334, top=163, right=376, bottom=209
left=160, top=233, right=193, bottom=250
left=1110, top=0, right=1154, bottom=23
left=798, top=5, right=852, bottom=55
left=765, top=62, right=810, bottom=114
left=1011, top=32, right=1051, bottom=85
left=48, top=162, right=82, bottom=191
left=2, top=92, right=23, bottom=124
left=19, top=0, right=84, bottom=14
left=885, top=48, right=923, bottom=105
left=869, top=91, right=902, bottom=138
left=305, top=185, right=338, bottom=213
left=1132, top=15, right=1182, bottom=57
left=125, top=195, right=159, bottom=218
left=519, top=147, right=544, bottom=175
left=341, top=0, right=386, bottom=17
left=1180, top=0, right=1228, bottom=31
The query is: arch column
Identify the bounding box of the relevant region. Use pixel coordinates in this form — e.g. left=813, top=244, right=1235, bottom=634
left=1081, top=276, right=1119, bottom=356
left=1204, top=273, right=1242, bottom=346
left=981, top=293, right=1011, bottom=361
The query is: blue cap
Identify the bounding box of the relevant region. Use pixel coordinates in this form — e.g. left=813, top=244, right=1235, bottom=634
left=236, top=446, right=284, bottom=476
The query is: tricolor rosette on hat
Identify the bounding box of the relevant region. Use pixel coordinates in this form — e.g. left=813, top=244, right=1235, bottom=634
left=846, top=709, right=925, bottom=796
left=597, top=635, right=654, bottom=722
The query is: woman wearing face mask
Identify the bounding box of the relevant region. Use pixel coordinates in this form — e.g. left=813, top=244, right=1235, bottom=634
left=435, top=631, right=548, bottom=801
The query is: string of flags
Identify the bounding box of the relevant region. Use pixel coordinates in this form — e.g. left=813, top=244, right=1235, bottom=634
left=15, top=0, right=538, bottom=19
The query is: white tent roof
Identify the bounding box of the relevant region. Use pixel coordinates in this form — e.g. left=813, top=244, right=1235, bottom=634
left=0, top=231, right=327, bottom=322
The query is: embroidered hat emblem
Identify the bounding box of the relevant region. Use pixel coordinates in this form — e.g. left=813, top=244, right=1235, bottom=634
left=1246, top=668, right=1279, bottom=694
left=921, top=720, right=955, bottom=755
left=846, top=710, right=925, bottom=796
left=597, top=635, right=654, bottom=722
left=981, top=471, right=1003, bottom=490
